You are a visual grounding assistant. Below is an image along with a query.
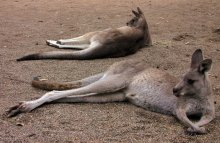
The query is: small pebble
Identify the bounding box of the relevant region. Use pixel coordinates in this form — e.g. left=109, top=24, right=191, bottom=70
left=16, top=123, right=24, bottom=127
left=27, top=133, right=36, bottom=137
left=185, top=54, right=190, bottom=57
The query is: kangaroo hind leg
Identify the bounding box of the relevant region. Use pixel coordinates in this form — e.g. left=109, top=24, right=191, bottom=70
left=58, top=31, right=99, bottom=44
left=46, top=40, right=90, bottom=50
left=54, top=92, right=125, bottom=103
left=46, top=31, right=99, bottom=49
left=7, top=75, right=127, bottom=117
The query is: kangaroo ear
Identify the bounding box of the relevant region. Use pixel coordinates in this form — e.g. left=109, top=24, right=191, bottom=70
left=191, top=49, right=203, bottom=69
left=137, top=7, right=143, bottom=15
left=132, top=10, right=140, bottom=17
left=198, top=59, right=212, bottom=73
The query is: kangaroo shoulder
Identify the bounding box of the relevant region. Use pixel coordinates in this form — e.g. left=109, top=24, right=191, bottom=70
left=131, top=68, right=178, bottom=88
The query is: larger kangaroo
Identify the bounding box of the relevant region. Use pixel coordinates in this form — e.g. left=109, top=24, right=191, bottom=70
left=7, top=49, right=215, bottom=134
left=17, top=7, right=151, bottom=61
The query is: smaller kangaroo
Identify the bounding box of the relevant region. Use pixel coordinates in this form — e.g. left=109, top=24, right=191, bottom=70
left=7, top=49, right=215, bottom=134
left=17, top=7, right=152, bottom=61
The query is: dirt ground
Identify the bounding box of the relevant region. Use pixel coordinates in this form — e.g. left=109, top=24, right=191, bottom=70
left=0, top=0, right=220, bottom=142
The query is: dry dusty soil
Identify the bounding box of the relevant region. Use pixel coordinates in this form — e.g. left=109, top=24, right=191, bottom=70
left=0, top=0, right=220, bottom=142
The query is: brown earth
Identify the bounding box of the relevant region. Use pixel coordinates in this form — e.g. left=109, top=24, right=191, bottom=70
left=1, top=0, right=220, bottom=142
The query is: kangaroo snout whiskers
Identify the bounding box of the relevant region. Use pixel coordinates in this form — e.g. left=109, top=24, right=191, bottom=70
left=7, top=49, right=215, bottom=135
left=172, top=87, right=179, bottom=96
left=173, top=87, right=184, bottom=97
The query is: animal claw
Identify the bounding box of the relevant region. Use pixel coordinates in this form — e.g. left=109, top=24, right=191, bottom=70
left=7, top=108, right=22, bottom=118
left=6, top=101, right=31, bottom=118
left=6, top=105, right=21, bottom=117
left=46, top=40, right=51, bottom=45
left=46, top=40, right=60, bottom=48
left=186, top=127, right=207, bottom=135
left=6, top=104, right=21, bottom=113
left=56, top=40, right=64, bottom=45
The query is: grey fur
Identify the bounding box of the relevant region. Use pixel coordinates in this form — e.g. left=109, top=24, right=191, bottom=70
left=8, top=49, right=215, bottom=135
left=17, top=7, right=152, bottom=61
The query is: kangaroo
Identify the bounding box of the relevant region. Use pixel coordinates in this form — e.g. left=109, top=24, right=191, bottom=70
left=7, top=49, right=215, bottom=134
left=16, top=7, right=152, bottom=61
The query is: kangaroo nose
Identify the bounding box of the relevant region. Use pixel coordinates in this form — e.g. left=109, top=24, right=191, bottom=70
left=173, top=88, right=178, bottom=94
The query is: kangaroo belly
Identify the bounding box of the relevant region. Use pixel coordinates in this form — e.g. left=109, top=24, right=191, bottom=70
left=126, top=68, right=178, bottom=115
left=91, top=27, right=143, bottom=53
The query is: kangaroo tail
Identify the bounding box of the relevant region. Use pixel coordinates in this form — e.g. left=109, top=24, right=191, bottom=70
left=17, top=53, right=42, bottom=61
left=16, top=50, right=97, bottom=61
left=31, top=76, right=82, bottom=91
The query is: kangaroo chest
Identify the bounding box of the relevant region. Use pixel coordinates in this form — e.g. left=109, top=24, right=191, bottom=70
left=125, top=68, right=178, bottom=115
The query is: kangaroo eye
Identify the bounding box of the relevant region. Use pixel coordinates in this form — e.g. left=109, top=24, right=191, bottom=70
left=187, top=79, right=195, bottom=85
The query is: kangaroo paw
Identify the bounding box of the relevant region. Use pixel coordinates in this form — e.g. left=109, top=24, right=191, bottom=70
left=56, top=40, right=65, bottom=45
left=46, top=40, right=60, bottom=48
left=6, top=101, right=34, bottom=117
left=186, top=127, right=207, bottom=135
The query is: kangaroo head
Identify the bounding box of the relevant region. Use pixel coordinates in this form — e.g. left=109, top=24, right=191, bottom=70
left=173, top=49, right=212, bottom=98
left=127, top=7, right=146, bottom=28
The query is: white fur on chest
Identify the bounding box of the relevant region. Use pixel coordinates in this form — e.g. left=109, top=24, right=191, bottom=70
left=125, top=69, right=177, bottom=115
